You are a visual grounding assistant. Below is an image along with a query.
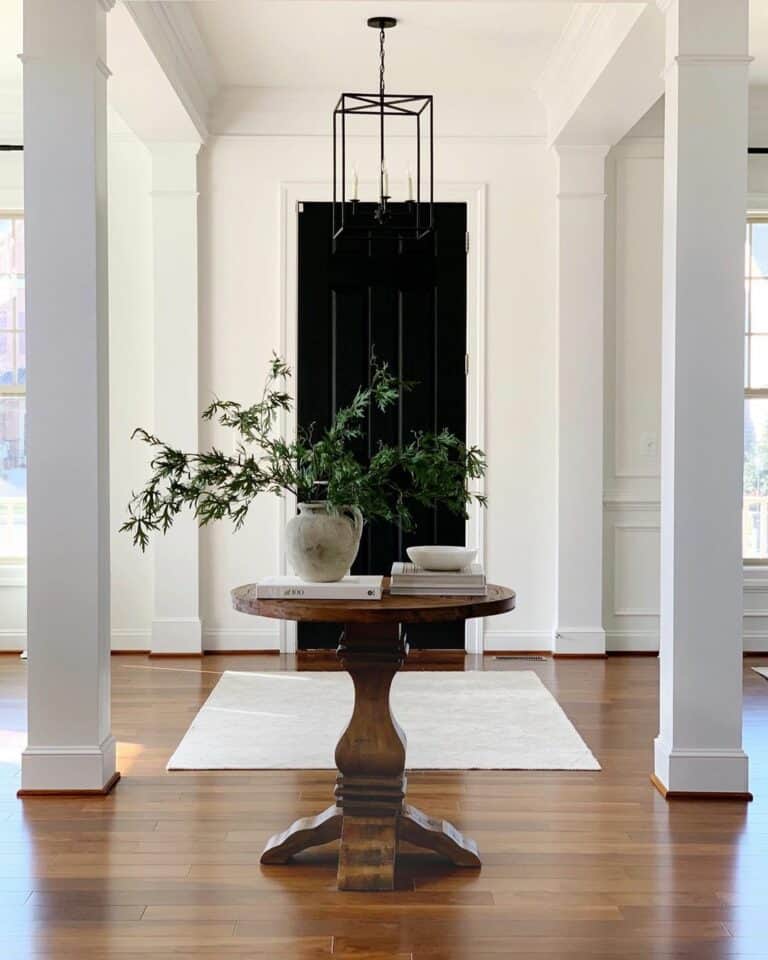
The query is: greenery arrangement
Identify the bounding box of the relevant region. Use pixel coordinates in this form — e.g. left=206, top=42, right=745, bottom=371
left=122, top=355, right=487, bottom=551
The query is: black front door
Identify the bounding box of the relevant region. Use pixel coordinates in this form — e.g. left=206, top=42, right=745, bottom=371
left=297, top=202, right=468, bottom=650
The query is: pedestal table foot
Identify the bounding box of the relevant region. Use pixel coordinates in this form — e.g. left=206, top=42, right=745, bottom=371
left=399, top=803, right=481, bottom=867
left=260, top=803, right=343, bottom=864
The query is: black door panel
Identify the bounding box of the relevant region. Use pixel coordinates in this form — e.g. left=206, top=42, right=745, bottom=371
left=297, top=202, right=467, bottom=649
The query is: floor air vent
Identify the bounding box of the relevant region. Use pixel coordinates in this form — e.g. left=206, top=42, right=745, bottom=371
left=494, top=655, right=548, bottom=662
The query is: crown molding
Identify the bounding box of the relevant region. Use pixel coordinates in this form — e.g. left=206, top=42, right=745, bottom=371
left=536, top=3, right=654, bottom=149
left=536, top=6, right=609, bottom=106
left=124, top=1, right=218, bottom=142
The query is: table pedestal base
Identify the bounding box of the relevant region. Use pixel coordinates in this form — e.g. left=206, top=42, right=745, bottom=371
left=261, top=802, right=480, bottom=891
left=259, top=621, right=481, bottom=891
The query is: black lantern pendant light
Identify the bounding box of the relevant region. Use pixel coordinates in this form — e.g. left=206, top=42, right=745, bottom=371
left=332, top=16, right=434, bottom=240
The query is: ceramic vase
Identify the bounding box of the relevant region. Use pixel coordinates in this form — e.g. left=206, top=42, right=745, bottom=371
left=285, top=502, right=363, bottom=582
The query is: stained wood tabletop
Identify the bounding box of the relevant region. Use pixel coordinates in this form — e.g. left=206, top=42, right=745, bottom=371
left=231, top=580, right=516, bottom=624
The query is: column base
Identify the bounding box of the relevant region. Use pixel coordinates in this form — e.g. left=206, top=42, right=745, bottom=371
left=151, top=617, right=202, bottom=656
left=19, top=735, right=119, bottom=794
left=653, top=738, right=751, bottom=799
left=553, top=628, right=606, bottom=657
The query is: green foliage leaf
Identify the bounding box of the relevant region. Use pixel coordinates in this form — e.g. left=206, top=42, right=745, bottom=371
left=123, top=354, right=487, bottom=550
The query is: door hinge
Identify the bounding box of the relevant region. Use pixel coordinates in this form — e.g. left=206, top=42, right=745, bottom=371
left=465, top=354, right=470, bottom=376
left=465, top=231, right=470, bottom=254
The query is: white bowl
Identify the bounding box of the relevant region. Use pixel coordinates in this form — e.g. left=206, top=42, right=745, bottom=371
left=406, top=545, right=477, bottom=572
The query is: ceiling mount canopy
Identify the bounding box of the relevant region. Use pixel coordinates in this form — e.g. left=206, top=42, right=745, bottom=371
left=332, top=15, right=434, bottom=240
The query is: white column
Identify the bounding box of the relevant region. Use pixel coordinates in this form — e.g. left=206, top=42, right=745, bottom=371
left=654, top=0, right=750, bottom=797
left=21, top=0, right=117, bottom=792
left=554, top=145, right=608, bottom=657
left=149, top=143, right=202, bottom=655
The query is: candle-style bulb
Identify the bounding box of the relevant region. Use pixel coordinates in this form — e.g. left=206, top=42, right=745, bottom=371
left=406, top=167, right=414, bottom=202
left=351, top=167, right=359, bottom=201
left=381, top=162, right=389, bottom=198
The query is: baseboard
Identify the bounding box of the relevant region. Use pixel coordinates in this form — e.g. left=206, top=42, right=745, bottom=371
left=20, top=736, right=118, bottom=793
left=202, top=628, right=281, bottom=652
left=654, top=739, right=750, bottom=796
left=19, top=772, right=121, bottom=797
left=743, top=631, right=768, bottom=650
left=151, top=617, right=202, bottom=655
left=553, top=628, right=606, bottom=657
left=0, top=628, right=25, bottom=653
left=111, top=628, right=151, bottom=652
left=606, top=630, right=659, bottom=653
left=650, top=773, right=752, bottom=802
left=483, top=631, right=552, bottom=653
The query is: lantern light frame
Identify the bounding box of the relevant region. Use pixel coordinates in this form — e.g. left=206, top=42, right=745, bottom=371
left=332, top=17, right=434, bottom=240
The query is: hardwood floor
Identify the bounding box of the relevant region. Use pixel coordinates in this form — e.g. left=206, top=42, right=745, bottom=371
left=0, top=652, right=767, bottom=959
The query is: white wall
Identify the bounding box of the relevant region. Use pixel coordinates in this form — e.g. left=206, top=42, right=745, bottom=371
left=108, top=124, right=154, bottom=650
left=198, top=133, right=557, bottom=651
left=603, top=91, right=768, bottom=653
left=0, top=123, right=155, bottom=651
left=603, top=135, right=664, bottom=652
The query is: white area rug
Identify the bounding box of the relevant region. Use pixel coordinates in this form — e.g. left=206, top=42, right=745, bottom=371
left=753, top=667, right=768, bottom=681
left=167, top=670, right=600, bottom=771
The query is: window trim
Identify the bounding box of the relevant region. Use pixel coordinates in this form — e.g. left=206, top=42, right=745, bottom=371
left=744, top=216, right=768, bottom=563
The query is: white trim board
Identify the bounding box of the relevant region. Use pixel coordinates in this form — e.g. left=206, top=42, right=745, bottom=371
left=203, top=628, right=280, bottom=652
left=278, top=180, right=488, bottom=654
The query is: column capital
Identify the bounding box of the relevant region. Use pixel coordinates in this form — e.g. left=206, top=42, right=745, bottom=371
left=97, top=0, right=117, bottom=11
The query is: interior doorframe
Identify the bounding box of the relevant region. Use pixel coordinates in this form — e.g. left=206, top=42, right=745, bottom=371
left=277, top=180, right=487, bottom=654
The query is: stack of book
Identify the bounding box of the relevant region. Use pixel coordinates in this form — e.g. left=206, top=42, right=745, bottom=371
left=389, top=562, right=487, bottom=597
left=253, top=575, right=383, bottom=600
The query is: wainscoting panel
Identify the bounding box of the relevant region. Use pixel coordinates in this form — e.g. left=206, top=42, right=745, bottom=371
left=604, top=141, right=768, bottom=653
left=603, top=500, right=661, bottom=652
left=612, top=522, right=660, bottom=617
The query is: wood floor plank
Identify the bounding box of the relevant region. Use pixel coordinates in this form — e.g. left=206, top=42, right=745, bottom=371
left=1, top=653, right=766, bottom=958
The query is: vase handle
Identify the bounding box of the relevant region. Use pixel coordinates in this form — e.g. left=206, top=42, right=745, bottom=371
left=341, top=506, right=363, bottom=538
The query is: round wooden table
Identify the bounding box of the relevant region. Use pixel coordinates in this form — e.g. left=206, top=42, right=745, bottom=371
left=231, top=581, right=516, bottom=892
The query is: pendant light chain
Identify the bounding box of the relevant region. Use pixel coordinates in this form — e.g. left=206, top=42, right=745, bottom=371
left=379, top=27, right=386, bottom=98
left=378, top=26, right=387, bottom=203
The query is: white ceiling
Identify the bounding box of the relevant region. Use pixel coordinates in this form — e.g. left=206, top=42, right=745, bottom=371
left=0, top=0, right=766, bottom=139
left=189, top=1, right=577, bottom=94
left=189, top=0, right=768, bottom=93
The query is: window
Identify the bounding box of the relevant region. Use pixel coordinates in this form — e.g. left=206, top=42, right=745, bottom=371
left=744, top=218, right=768, bottom=561
left=0, top=215, right=26, bottom=561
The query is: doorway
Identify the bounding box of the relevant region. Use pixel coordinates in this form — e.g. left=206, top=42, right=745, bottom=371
left=297, top=201, right=468, bottom=649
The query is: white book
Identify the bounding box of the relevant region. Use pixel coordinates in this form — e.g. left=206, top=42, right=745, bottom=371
left=390, top=585, right=488, bottom=597
left=390, top=561, right=485, bottom=586
left=255, top=575, right=383, bottom=600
